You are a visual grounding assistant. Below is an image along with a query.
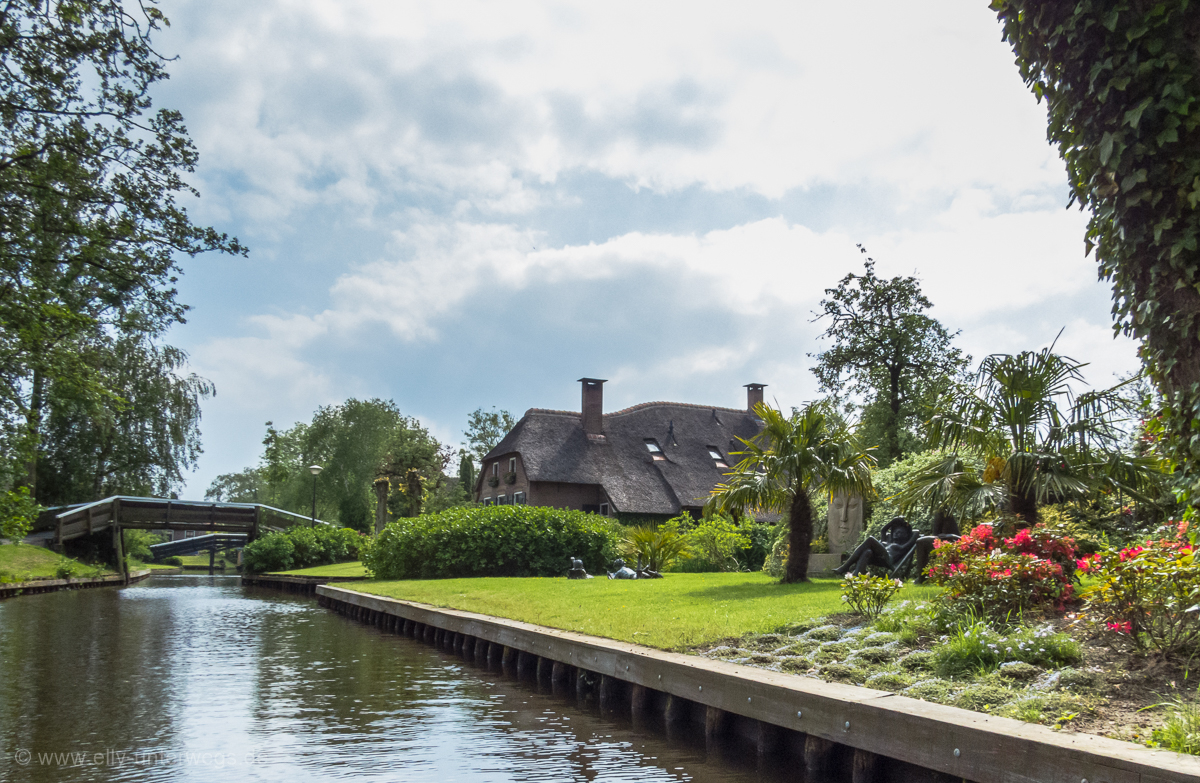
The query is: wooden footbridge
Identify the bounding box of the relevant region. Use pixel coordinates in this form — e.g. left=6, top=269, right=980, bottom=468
left=39, top=496, right=327, bottom=582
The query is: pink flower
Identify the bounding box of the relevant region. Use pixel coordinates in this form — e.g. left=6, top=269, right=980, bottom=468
left=1106, top=621, right=1132, bottom=634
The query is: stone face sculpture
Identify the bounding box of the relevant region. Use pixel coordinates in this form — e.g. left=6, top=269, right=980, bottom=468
left=607, top=558, right=638, bottom=580
left=567, top=557, right=593, bottom=580
left=832, top=517, right=919, bottom=578
left=827, top=491, right=864, bottom=554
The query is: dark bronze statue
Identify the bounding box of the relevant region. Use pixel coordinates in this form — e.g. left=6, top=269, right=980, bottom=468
left=832, top=517, right=919, bottom=578
left=567, top=557, right=593, bottom=580
left=908, top=509, right=961, bottom=583
left=607, top=558, right=638, bottom=580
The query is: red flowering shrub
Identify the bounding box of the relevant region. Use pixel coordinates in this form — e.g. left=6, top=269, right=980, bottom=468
left=1081, top=524, right=1200, bottom=656
left=926, top=522, right=1077, bottom=620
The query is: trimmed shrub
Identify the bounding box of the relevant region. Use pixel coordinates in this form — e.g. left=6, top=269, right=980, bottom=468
left=162, top=556, right=184, bottom=567
left=243, top=526, right=364, bottom=573
left=1079, top=525, right=1200, bottom=656
left=841, top=573, right=903, bottom=618
left=363, top=505, right=622, bottom=579
left=926, top=523, right=1077, bottom=620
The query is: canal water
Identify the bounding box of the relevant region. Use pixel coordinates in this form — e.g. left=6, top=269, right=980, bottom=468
left=0, top=576, right=785, bottom=783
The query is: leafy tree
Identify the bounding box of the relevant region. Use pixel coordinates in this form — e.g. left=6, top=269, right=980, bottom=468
left=707, top=402, right=875, bottom=583
left=457, top=453, right=476, bottom=501
left=900, top=346, right=1165, bottom=526
left=204, top=468, right=264, bottom=504
left=36, top=335, right=212, bottom=503
left=215, top=400, right=452, bottom=530
left=990, top=1, right=1200, bottom=505
left=462, top=407, right=516, bottom=466
left=811, top=251, right=968, bottom=466
left=0, top=1, right=241, bottom=513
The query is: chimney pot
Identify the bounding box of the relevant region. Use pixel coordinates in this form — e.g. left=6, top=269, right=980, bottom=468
left=744, top=383, right=766, bottom=412
left=579, top=378, right=607, bottom=435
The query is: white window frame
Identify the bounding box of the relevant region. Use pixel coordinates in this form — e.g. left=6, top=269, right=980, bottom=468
left=509, top=457, right=516, bottom=473
left=492, top=462, right=499, bottom=476
left=497, top=494, right=507, bottom=505
left=513, top=491, right=526, bottom=505
left=599, top=503, right=609, bottom=515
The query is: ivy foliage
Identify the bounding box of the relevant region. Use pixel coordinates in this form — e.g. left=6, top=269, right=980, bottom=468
left=991, top=1, right=1200, bottom=500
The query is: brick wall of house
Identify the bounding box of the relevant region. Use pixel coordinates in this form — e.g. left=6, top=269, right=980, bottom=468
left=477, top=452, right=530, bottom=505
left=528, top=481, right=612, bottom=514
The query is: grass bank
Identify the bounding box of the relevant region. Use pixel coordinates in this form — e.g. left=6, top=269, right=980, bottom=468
left=274, top=561, right=367, bottom=577
left=0, top=543, right=113, bottom=581
left=351, top=572, right=940, bottom=650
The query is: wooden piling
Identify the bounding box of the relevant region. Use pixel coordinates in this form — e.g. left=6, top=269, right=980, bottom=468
left=852, top=748, right=881, bottom=783
left=705, top=707, right=728, bottom=753
left=805, top=735, right=837, bottom=778
left=630, top=684, right=650, bottom=722
left=598, top=674, right=624, bottom=713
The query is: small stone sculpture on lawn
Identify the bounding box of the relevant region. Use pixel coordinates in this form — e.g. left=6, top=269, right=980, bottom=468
left=567, top=557, right=593, bottom=579
left=633, top=557, right=662, bottom=579
left=607, top=558, right=638, bottom=579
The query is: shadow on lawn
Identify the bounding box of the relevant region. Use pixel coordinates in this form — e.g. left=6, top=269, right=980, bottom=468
left=679, top=578, right=842, bottom=603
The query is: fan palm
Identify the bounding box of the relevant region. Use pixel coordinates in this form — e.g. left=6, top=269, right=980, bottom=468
left=899, top=345, right=1164, bottom=525
left=707, top=402, right=875, bottom=583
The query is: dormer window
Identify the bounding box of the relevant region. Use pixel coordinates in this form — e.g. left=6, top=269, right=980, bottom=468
left=708, top=446, right=728, bottom=468
left=644, top=439, right=666, bottom=460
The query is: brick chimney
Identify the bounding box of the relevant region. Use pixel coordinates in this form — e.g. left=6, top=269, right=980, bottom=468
left=745, top=383, right=766, bottom=412
left=579, top=378, right=607, bottom=435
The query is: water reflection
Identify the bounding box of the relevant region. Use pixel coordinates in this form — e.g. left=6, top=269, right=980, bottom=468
left=0, top=576, right=780, bottom=782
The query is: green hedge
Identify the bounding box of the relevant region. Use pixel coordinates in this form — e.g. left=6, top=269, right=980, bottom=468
left=243, top=526, right=366, bottom=573
left=363, top=506, right=622, bottom=579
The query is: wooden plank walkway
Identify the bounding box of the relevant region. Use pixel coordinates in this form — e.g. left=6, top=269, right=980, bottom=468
left=317, top=584, right=1200, bottom=783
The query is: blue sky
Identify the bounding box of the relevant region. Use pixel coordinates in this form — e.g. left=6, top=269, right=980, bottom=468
left=152, top=0, right=1141, bottom=496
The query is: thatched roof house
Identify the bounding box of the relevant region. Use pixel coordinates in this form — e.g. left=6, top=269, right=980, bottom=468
left=474, top=379, right=766, bottom=520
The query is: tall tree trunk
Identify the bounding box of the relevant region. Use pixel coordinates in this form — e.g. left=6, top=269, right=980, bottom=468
left=783, top=487, right=813, bottom=583
left=1009, top=491, right=1038, bottom=528
left=22, top=368, right=44, bottom=497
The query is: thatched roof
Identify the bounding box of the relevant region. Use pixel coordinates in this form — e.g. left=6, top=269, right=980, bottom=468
left=481, top=400, right=763, bottom=515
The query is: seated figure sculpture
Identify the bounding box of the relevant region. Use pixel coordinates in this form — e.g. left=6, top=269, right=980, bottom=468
left=832, top=517, right=919, bottom=578
left=607, top=558, right=638, bottom=580
left=567, top=557, right=593, bottom=580
left=910, top=508, right=961, bottom=584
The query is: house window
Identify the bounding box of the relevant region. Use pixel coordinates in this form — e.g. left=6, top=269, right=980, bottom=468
left=492, top=462, right=499, bottom=476
left=708, top=446, right=728, bottom=468
left=483, top=497, right=493, bottom=505
left=599, top=503, right=609, bottom=515
left=644, top=439, right=666, bottom=460
left=497, top=494, right=507, bottom=505
left=184, top=530, right=196, bottom=538
left=509, top=457, right=516, bottom=474
left=513, top=492, right=526, bottom=504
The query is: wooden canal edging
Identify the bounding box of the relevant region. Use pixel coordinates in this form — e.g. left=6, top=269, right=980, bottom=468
left=0, top=568, right=152, bottom=600
left=242, top=573, right=367, bottom=595
left=317, top=584, right=1200, bottom=783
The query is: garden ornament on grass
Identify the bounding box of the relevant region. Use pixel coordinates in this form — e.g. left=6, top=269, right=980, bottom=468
left=634, top=556, right=663, bottom=579
left=832, top=517, right=919, bottom=578
left=567, top=557, right=593, bottom=580
left=607, top=558, right=638, bottom=579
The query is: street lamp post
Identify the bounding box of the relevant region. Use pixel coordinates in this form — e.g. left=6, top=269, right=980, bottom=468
left=309, top=465, right=323, bottom=527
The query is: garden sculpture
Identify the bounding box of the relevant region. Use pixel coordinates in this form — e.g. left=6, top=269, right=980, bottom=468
left=634, top=556, right=663, bottom=579
left=567, top=557, right=593, bottom=580
left=827, top=491, right=864, bottom=553
left=909, top=508, right=961, bottom=584
left=607, top=558, right=638, bottom=579
left=832, top=517, right=919, bottom=578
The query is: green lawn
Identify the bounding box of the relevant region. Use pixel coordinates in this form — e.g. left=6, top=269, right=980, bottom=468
left=350, top=572, right=941, bottom=650
left=0, top=543, right=113, bottom=581
left=273, top=561, right=368, bottom=577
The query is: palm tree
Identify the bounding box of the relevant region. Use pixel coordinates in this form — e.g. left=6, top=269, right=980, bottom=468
left=899, top=345, right=1163, bottom=526
left=707, top=402, right=875, bottom=583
